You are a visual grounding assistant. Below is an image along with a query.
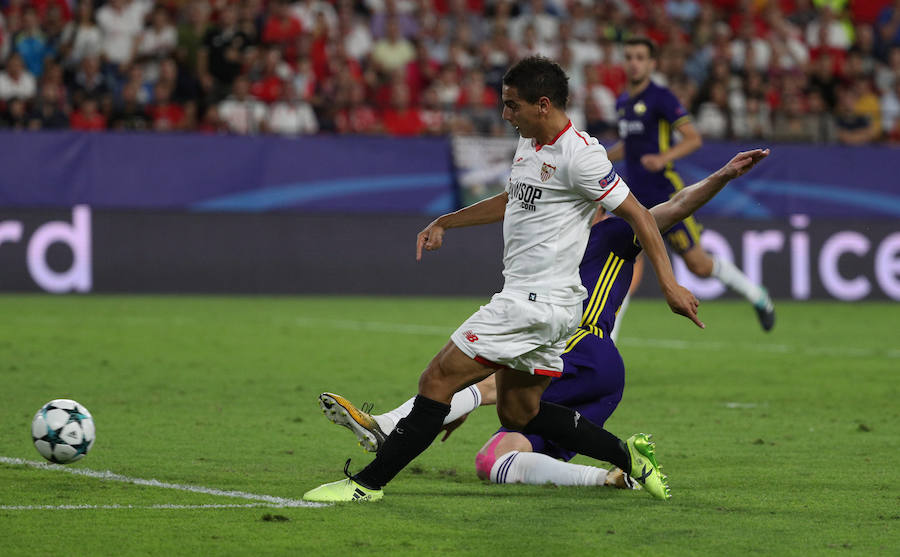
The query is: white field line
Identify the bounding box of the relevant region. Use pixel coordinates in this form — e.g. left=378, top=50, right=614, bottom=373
left=0, top=503, right=294, bottom=510
left=291, top=317, right=898, bottom=360
left=0, top=457, right=326, bottom=509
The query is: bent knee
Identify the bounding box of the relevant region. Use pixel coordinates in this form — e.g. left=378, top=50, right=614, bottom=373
left=684, top=252, right=714, bottom=277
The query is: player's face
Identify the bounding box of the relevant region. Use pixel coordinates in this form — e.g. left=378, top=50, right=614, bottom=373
left=624, top=45, right=654, bottom=85
left=501, top=84, right=540, bottom=138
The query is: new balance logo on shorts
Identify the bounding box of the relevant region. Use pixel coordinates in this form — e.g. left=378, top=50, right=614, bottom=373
left=464, top=330, right=478, bottom=342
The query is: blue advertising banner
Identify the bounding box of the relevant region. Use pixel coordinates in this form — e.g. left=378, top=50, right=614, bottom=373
left=1, top=132, right=899, bottom=218
left=0, top=132, right=457, bottom=214
left=670, top=142, right=900, bottom=219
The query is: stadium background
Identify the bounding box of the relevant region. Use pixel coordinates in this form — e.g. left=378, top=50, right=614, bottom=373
left=1, top=0, right=899, bottom=300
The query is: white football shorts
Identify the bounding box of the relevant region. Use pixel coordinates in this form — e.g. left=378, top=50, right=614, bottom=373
left=450, top=291, right=581, bottom=376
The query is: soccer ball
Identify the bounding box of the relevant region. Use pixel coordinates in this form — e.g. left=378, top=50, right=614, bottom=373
left=31, top=399, right=95, bottom=464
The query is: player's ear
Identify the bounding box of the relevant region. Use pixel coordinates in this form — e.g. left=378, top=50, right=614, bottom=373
left=538, top=96, right=551, bottom=114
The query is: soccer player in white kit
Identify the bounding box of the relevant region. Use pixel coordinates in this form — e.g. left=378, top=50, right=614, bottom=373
left=303, top=56, right=702, bottom=502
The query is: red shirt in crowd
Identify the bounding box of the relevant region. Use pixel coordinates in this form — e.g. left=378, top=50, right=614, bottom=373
left=148, top=102, right=186, bottom=130
left=251, top=75, right=284, bottom=103
left=70, top=111, right=106, bottom=131
left=381, top=108, right=424, bottom=136
left=335, top=106, right=380, bottom=134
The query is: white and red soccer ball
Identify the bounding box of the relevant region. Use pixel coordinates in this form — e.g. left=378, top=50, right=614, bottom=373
left=31, top=399, right=95, bottom=464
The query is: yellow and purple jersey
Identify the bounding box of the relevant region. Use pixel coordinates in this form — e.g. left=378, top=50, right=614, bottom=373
left=563, top=215, right=641, bottom=364
left=616, top=81, right=691, bottom=207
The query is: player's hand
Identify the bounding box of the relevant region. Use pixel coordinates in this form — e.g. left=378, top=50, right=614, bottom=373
left=720, top=149, right=770, bottom=180
left=640, top=153, right=667, bottom=172
left=416, top=220, right=446, bottom=261
left=664, top=284, right=705, bottom=329
left=440, top=414, right=468, bottom=442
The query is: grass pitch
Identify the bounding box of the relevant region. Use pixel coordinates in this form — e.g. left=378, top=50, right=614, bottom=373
left=0, top=295, right=897, bottom=555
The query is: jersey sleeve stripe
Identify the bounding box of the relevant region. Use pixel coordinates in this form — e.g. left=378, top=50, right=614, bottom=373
left=534, top=368, right=563, bottom=378
left=672, top=114, right=691, bottom=127
left=594, top=178, right=621, bottom=201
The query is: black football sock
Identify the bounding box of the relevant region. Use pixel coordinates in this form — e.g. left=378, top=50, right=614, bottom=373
left=522, top=401, right=630, bottom=472
left=353, top=395, right=450, bottom=490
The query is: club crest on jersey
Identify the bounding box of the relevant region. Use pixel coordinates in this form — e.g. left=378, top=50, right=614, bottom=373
left=540, top=162, right=557, bottom=182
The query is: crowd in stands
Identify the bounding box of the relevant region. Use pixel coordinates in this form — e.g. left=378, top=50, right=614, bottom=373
left=1, top=0, right=900, bottom=145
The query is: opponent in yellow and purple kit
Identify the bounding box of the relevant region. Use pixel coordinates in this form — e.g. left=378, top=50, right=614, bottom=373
left=616, top=81, right=701, bottom=254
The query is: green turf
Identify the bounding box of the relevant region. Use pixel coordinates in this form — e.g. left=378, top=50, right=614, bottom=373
left=0, top=295, right=897, bottom=555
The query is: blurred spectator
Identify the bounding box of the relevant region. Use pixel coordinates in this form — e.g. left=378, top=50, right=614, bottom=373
left=430, top=63, right=461, bottom=107
left=14, top=7, right=54, bottom=78
left=199, top=4, right=250, bottom=96
left=291, top=0, right=337, bottom=35
left=852, top=79, right=881, bottom=136
left=177, top=0, right=211, bottom=76
left=405, top=40, right=439, bottom=104
left=455, top=68, right=499, bottom=134
left=262, top=0, right=303, bottom=54
left=147, top=82, right=186, bottom=131
left=266, top=82, right=318, bottom=135
left=334, top=81, right=380, bottom=134
left=419, top=85, right=447, bottom=135
left=218, top=74, right=266, bottom=134
left=806, top=6, right=853, bottom=50
left=197, top=104, right=227, bottom=134
left=136, top=6, right=177, bottom=83
left=71, top=55, right=109, bottom=107
left=422, top=17, right=452, bottom=64
left=371, top=17, right=415, bottom=74
left=807, top=51, right=839, bottom=109
left=60, top=1, right=102, bottom=71
left=250, top=47, right=288, bottom=103
left=27, top=82, right=68, bottom=129
left=0, top=52, right=36, bottom=101
left=666, top=0, right=700, bottom=25
left=835, top=88, right=878, bottom=144
left=695, top=80, right=731, bottom=139
left=875, top=45, right=900, bottom=94
left=805, top=89, right=837, bottom=143
left=881, top=77, right=900, bottom=137
left=876, top=0, right=900, bottom=50
left=381, top=81, right=424, bottom=135
left=790, top=0, right=819, bottom=28
left=108, top=81, right=150, bottom=131
left=0, top=97, right=30, bottom=129
left=733, top=94, right=772, bottom=140
left=773, top=94, right=815, bottom=143
left=337, top=3, right=373, bottom=62
left=96, top=0, right=152, bottom=71
left=509, top=0, right=559, bottom=45
left=69, top=97, right=106, bottom=130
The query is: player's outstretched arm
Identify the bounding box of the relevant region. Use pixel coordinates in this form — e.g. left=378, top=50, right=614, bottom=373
left=416, top=192, right=509, bottom=260
left=650, top=149, right=770, bottom=233
left=613, top=194, right=704, bottom=328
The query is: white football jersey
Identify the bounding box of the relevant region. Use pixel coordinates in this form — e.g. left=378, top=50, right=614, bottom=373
left=502, top=121, right=629, bottom=305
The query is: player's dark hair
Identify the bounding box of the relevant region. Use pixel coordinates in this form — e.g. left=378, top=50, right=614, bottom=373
left=502, top=56, right=569, bottom=109
left=624, top=37, right=657, bottom=59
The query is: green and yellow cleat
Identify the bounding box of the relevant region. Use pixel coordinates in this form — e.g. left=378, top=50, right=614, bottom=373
left=303, top=477, right=383, bottom=502
left=625, top=433, right=671, bottom=500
